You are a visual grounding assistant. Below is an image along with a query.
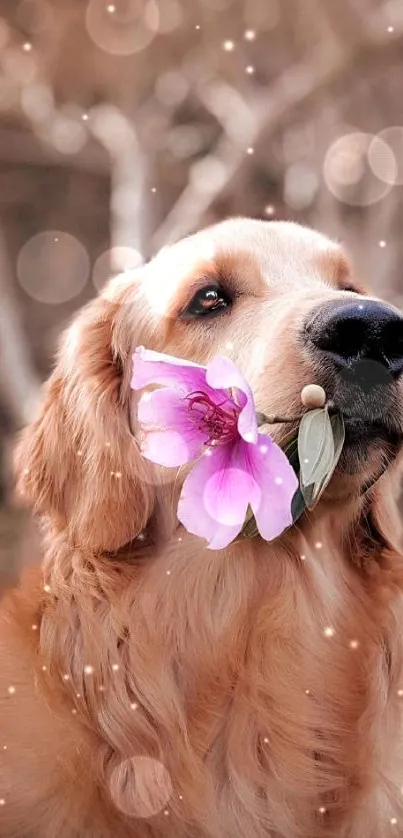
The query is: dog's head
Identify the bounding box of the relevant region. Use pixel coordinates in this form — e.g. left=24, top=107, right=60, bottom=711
left=15, top=218, right=403, bottom=555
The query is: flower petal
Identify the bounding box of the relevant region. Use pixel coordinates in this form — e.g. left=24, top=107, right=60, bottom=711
left=205, top=355, right=258, bottom=444
left=177, top=446, right=248, bottom=549
left=247, top=434, right=299, bottom=541
left=131, top=346, right=207, bottom=396
left=137, top=388, right=204, bottom=466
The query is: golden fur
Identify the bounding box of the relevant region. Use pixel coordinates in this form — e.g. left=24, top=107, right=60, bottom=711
left=2, top=218, right=403, bottom=837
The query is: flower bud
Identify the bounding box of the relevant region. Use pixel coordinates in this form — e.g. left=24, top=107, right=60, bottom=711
left=300, top=384, right=326, bottom=409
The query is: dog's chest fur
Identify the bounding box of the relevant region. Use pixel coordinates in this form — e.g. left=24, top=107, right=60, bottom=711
left=35, top=533, right=403, bottom=838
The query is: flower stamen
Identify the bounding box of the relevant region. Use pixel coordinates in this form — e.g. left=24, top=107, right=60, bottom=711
left=187, top=391, right=239, bottom=446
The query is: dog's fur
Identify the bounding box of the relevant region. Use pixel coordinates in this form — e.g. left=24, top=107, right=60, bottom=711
left=2, top=218, right=403, bottom=837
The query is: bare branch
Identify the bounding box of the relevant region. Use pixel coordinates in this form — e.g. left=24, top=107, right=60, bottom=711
left=152, top=14, right=403, bottom=251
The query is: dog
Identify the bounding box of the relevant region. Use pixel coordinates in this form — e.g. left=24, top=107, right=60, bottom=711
left=2, top=217, right=403, bottom=838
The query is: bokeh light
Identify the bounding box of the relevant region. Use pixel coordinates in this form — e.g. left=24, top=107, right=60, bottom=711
left=369, top=127, right=403, bottom=185
left=17, top=231, right=90, bottom=304
left=20, top=82, right=54, bottom=123
left=85, top=0, right=156, bottom=56
left=284, top=163, right=319, bottom=210
left=92, top=245, right=143, bottom=292
left=89, top=104, right=135, bottom=155
left=323, top=132, right=394, bottom=206
left=155, top=70, right=189, bottom=107
left=190, top=156, right=227, bottom=193
left=38, top=113, right=87, bottom=154
left=3, top=45, right=37, bottom=84
left=109, top=756, right=173, bottom=818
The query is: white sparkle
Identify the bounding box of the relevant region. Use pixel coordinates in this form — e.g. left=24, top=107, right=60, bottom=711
left=303, top=457, right=309, bottom=464
left=112, top=664, right=119, bottom=672
left=264, top=204, right=275, bottom=215
left=391, top=818, right=397, bottom=825
left=77, top=449, right=83, bottom=457
left=247, top=147, right=254, bottom=155
left=72, top=708, right=77, bottom=715
left=388, top=25, right=395, bottom=32
left=23, top=42, right=32, bottom=51
left=223, top=40, right=235, bottom=51
left=358, top=304, right=364, bottom=310
left=324, top=626, right=334, bottom=638
left=0, top=799, right=5, bottom=806
left=76, top=693, right=81, bottom=698
left=244, top=29, right=256, bottom=40
left=397, top=689, right=403, bottom=697
left=379, top=240, right=386, bottom=247
left=274, top=476, right=283, bottom=485
left=164, top=809, right=170, bottom=816
left=151, top=187, right=157, bottom=193
left=349, top=639, right=359, bottom=650
left=263, top=737, right=269, bottom=743
left=7, top=686, right=15, bottom=695
left=179, top=794, right=183, bottom=800
left=107, top=3, right=116, bottom=11
left=82, top=113, right=89, bottom=121
left=41, top=665, right=47, bottom=672
left=84, top=665, right=94, bottom=675
left=3, top=746, right=7, bottom=750
left=105, top=442, right=111, bottom=448
left=315, top=541, right=322, bottom=549
left=43, top=584, right=51, bottom=593
left=204, top=448, right=212, bottom=456
left=130, top=702, right=138, bottom=710
left=98, top=685, right=105, bottom=692
left=300, top=553, right=306, bottom=560
left=166, top=570, right=171, bottom=576
left=63, top=674, right=70, bottom=681
left=318, top=807, right=326, bottom=815
left=31, top=624, right=38, bottom=631
left=246, top=65, right=255, bottom=74
left=23, top=468, right=29, bottom=475
left=260, top=444, right=268, bottom=453
left=305, top=689, right=311, bottom=695
left=225, top=341, right=234, bottom=350
left=195, top=24, right=200, bottom=29
left=178, top=536, right=182, bottom=542
left=114, top=471, right=122, bottom=479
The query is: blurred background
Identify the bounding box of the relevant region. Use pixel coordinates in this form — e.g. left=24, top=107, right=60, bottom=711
left=1, top=0, right=403, bottom=588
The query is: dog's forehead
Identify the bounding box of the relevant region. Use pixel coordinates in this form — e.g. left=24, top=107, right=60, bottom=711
left=145, top=219, right=345, bottom=311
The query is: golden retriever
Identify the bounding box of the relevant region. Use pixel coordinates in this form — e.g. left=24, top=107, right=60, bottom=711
left=2, top=217, right=403, bottom=838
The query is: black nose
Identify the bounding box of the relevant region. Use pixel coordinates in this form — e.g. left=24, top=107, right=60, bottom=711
left=305, top=299, right=403, bottom=379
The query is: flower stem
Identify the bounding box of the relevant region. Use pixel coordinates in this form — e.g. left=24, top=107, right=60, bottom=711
left=257, top=401, right=337, bottom=427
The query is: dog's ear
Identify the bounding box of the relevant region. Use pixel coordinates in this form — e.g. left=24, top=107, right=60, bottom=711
left=370, top=455, right=403, bottom=555
left=14, top=281, right=157, bottom=553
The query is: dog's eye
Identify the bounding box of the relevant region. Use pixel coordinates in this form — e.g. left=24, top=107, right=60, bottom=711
left=183, top=284, right=232, bottom=318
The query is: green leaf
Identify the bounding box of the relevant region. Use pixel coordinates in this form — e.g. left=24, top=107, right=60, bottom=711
left=306, top=412, right=345, bottom=507
left=291, top=485, right=308, bottom=523
left=298, top=407, right=335, bottom=488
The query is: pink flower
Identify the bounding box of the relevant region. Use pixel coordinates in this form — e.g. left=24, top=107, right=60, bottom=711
left=131, top=347, right=298, bottom=550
